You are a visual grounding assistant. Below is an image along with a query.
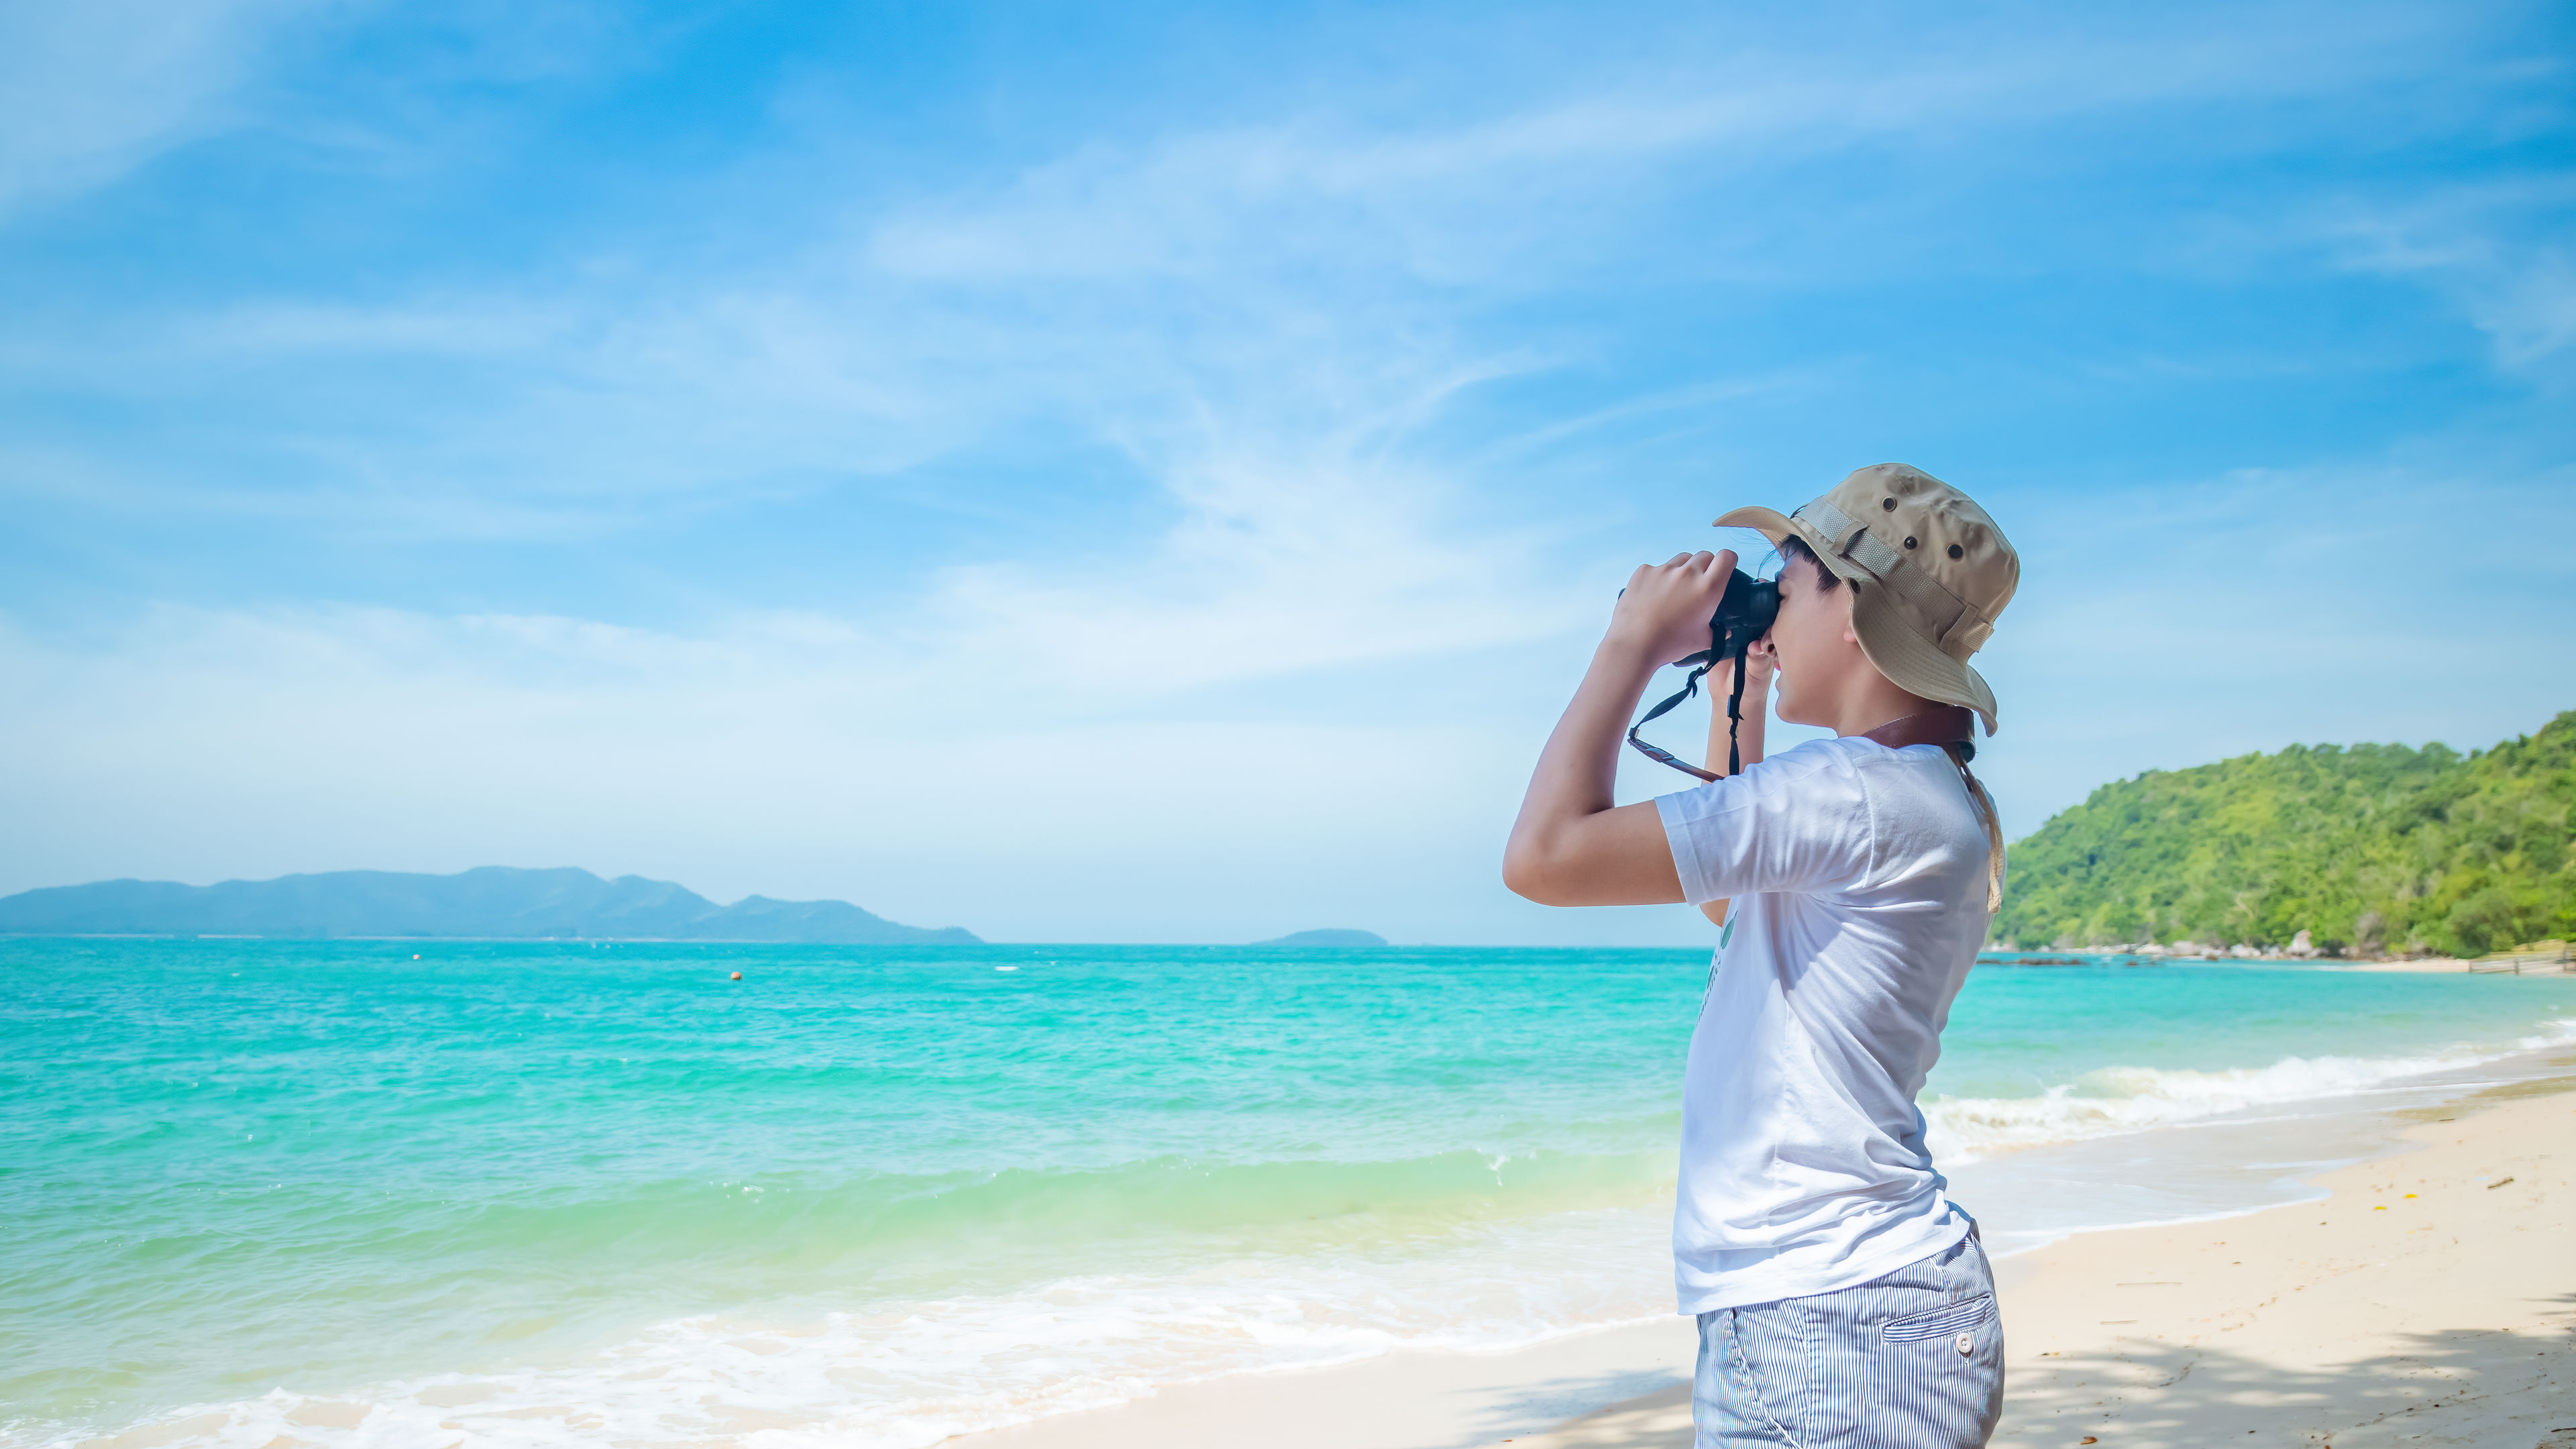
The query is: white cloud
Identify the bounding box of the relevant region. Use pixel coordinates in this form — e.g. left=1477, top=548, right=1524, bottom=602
left=2322, top=176, right=2576, bottom=369
left=1967, top=455, right=2576, bottom=847
left=4, top=0, right=2566, bottom=947
left=2459, top=250, right=2576, bottom=369
left=0, top=0, right=335, bottom=215
left=865, top=5, right=2460, bottom=288
left=18, top=447, right=2565, bottom=947
left=0, top=0, right=2511, bottom=547
left=0, top=409, right=1623, bottom=940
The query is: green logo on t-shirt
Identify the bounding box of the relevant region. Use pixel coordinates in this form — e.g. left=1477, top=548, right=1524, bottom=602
left=1701, top=912, right=1734, bottom=1009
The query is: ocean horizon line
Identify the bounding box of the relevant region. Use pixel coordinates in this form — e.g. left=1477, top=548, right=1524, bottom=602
left=3, top=932, right=2436, bottom=957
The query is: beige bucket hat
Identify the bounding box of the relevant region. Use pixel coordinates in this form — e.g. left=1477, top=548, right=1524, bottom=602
left=1715, top=463, right=2018, bottom=735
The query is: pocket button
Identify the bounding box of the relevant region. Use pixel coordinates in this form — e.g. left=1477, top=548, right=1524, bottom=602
left=1953, top=1332, right=1974, bottom=1356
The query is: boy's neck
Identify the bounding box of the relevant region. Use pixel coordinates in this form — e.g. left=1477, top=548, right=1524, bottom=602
left=1827, top=679, right=1942, bottom=739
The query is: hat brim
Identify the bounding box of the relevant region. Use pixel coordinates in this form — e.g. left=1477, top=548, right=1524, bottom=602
left=1711, top=505, right=1872, bottom=585
left=1714, top=505, right=1998, bottom=736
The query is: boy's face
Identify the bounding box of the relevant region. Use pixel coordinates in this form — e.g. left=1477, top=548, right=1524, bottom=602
left=1765, top=553, right=1863, bottom=727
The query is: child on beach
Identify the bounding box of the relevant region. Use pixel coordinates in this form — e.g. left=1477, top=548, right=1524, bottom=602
left=1504, top=464, right=2019, bottom=1447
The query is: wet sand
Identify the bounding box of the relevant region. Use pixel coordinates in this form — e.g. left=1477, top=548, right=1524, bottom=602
left=1523, top=1085, right=2576, bottom=1449
left=981, top=1075, right=2576, bottom=1449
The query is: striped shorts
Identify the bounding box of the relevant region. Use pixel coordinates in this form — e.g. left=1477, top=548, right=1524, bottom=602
left=1692, top=1230, right=2003, bottom=1448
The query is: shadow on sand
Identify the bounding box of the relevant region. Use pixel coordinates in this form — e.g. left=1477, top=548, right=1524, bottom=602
left=1469, top=1307, right=2575, bottom=1449
left=1998, top=1311, right=2576, bottom=1448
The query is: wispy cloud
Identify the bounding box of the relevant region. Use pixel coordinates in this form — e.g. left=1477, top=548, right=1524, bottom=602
left=4, top=0, right=2569, bottom=941
left=2324, top=176, right=2576, bottom=370
left=867, top=11, right=2463, bottom=290
left=0, top=471, right=1589, bottom=940
left=0, top=0, right=335, bottom=215
left=0, top=0, right=2537, bottom=545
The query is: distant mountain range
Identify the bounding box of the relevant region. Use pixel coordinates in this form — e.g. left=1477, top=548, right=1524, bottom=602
left=0, top=867, right=978, bottom=943
left=1254, top=928, right=1387, bottom=947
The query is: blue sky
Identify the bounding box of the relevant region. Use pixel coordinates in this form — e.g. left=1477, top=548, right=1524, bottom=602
left=3, top=0, right=2571, bottom=943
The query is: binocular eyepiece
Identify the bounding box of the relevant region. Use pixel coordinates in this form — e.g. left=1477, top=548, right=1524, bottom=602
left=1680, top=569, right=1780, bottom=667
left=1626, top=567, right=1779, bottom=782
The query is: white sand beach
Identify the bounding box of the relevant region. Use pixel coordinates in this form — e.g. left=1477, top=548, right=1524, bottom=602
left=983, top=1079, right=2576, bottom=1449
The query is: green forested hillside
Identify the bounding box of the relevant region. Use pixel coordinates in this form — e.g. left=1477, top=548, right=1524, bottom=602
left=1992, top=710, right=2575, bottom=956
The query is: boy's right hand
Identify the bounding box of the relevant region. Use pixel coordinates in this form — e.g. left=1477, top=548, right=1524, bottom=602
left=1609, top=550, right=1738, bottom=665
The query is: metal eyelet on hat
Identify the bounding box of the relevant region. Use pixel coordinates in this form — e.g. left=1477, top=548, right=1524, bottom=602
left=1881, top=498, right=1897, bottom=511
left=1948, top=543, right=1964, bottom=559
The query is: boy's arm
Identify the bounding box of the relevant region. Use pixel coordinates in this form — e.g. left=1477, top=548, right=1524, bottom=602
left=1503, top=551, right=1737, bottom=908
left=1695, top=642, right=1776, bottom=927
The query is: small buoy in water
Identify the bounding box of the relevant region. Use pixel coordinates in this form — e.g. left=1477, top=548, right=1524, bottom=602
left=731, top=971, right=743, bottom=981
left=413, top=954, right=420, bottom=960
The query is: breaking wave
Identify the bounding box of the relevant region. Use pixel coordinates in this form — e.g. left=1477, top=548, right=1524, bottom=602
left=1925, top=1018, right=2576, bottom=1162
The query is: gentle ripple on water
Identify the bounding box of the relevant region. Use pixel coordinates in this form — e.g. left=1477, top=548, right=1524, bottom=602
left=3, top=939, right=2570, bottom=1447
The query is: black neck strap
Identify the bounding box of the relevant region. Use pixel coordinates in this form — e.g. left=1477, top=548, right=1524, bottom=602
left=1624, top=661, right=1721, bottom=782
left=1624, top=626, right=1759, bottom=784
left=1630, top=677, right=1979, bottom=785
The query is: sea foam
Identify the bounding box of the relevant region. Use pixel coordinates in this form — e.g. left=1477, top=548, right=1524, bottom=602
left=15, top=941, right=2574, bottom=1449
left=19, top=1209, right=1675, bottom=1449
left=61, top=1024, right=2576, bottom=1449
left=1925, top=1017, right=2576, bottom=1162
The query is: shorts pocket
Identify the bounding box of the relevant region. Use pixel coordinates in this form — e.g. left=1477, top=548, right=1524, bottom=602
left=1880, top=1292, right=1992, bottom=1343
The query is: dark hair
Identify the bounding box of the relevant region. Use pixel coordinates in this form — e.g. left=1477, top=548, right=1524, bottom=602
left=1775, top=533, right=1846, bottom=592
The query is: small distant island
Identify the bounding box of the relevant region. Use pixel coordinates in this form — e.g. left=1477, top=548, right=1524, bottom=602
left=0, top=866, right=978, bottom=944
left=1254, top=928, right=1389, bottom=947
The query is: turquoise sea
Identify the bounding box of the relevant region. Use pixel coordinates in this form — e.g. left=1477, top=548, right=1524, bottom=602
left=5, top=939, right=2572, bottom=1448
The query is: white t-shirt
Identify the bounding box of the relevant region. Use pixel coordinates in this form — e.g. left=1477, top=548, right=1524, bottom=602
left=1654, top=735, right=1996, bottom=1314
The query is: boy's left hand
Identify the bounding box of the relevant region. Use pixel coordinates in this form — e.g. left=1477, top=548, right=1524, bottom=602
left=1736, top=637, right=1779, bottom=689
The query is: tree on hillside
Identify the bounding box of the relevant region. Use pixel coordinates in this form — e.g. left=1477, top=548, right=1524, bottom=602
left=1990, top=711, right=2575, bottom=956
